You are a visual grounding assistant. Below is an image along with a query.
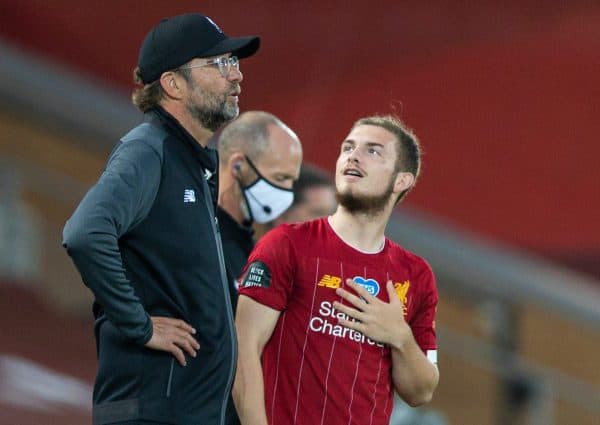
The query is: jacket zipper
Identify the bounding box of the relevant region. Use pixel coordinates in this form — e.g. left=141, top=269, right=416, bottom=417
left=166, top=357, right=175, bottom=398
left=201, top=174, right=237, bottom=425
left=214, top=215, right=238, bottom=425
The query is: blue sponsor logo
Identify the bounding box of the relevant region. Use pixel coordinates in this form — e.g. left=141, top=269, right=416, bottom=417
left=353, top=276, right=380, bottom=296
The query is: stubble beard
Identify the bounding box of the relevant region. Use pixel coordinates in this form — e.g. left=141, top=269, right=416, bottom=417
left=335, top=173, right=396, bottom=217
left=185, top=82, right=240, bottom=132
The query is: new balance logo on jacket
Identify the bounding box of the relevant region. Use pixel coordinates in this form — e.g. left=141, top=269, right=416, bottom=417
left=184, top=189, right=196, bottom=203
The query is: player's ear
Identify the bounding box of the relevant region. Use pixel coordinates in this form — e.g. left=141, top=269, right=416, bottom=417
left=394, top=172, right=414, bottom=194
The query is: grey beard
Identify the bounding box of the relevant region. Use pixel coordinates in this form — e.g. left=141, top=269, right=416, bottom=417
left=183, top=79, right=240, bottom=132
left=187, top=101, right=239, bottom=132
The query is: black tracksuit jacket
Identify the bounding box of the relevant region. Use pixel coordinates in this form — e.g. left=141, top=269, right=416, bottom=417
left=63, top=107, right=236, bottom=424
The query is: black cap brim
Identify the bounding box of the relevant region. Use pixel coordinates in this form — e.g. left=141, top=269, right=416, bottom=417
left=200, top=36, right=260, bottom=59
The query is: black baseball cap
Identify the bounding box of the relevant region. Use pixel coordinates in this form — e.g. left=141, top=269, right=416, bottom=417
left=138, top=13, right=260, bottom=84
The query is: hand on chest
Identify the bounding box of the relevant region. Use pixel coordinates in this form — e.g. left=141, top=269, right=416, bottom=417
left=295, top=258, right=415, bottom=320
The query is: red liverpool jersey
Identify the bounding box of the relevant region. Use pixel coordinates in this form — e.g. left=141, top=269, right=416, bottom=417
left=238, top=217, right=438, bottom=425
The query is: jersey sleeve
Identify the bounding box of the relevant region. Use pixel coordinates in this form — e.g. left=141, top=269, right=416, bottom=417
left=238, top=226, right=296, bottom=311
left=409, top=261, right=438, bottom=358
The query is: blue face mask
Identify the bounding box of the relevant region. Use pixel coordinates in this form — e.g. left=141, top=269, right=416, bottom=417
left=240, top=156, right=294, bottom=224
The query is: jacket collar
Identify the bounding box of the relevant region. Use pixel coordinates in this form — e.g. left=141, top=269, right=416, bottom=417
left=144, top=106, right=218, bottom=175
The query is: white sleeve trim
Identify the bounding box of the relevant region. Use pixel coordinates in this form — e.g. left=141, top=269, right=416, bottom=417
left=426, top=349, right=437, bottom=364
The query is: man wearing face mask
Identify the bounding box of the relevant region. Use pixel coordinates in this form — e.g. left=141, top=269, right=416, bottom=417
left=217, top=111, right=302, bottom=425
left=252, top=163, right=338, bottom=239
left=217, top=111, right=302, bottom=313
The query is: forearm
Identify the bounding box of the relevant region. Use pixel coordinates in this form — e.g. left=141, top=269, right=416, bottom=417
left=233, top=353, right=269, bottom=425
left=234, top=296, right=282, bottom=424
left=332, top=279, right=439, bottom=405
left=390, top=333, right=439, bottom=406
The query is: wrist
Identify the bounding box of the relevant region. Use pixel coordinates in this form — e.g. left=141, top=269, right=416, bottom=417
left=390, top=325, right=413, bottom=352
left=390, top=336, right=406, bottom=352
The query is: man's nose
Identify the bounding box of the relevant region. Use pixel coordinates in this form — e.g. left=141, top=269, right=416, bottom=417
left=228, top=67, right=243, bottom=82
left=347, top=149, right=360, bottom=163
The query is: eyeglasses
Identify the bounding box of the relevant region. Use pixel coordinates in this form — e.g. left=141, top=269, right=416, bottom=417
left=177, top=56, right=240, bottom=78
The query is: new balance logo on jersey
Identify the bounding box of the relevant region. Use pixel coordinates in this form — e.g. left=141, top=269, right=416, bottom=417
left=317, top=274, right=341, bottom=289
left=183, top=189, right=196, bottom=203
